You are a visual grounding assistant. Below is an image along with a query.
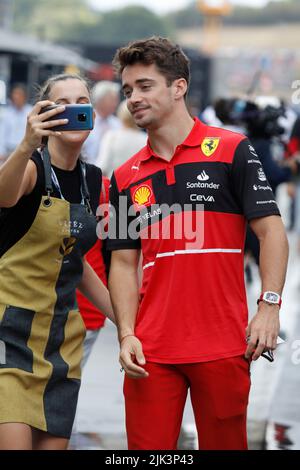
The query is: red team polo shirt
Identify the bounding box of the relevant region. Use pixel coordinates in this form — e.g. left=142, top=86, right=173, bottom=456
left=107, top=118, right=280, bottom=363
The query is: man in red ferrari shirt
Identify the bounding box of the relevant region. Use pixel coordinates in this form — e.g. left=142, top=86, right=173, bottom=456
left=107, top=37, right=289, bottom=450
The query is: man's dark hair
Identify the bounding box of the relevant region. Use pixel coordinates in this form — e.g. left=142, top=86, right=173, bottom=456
left=113, top=36, right=190, bottom=95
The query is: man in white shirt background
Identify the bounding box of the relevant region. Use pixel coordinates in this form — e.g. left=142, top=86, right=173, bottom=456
left=82, top=80, right=121, bottom=165
left=0, top=84, right=32, bottom=166
left=96, top=100, right=147, bottom=177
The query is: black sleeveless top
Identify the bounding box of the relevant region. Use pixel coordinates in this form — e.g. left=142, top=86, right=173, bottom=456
left=0, top=151, right=102, bottom=258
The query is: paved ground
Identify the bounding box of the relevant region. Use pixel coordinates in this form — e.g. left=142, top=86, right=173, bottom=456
left=71, top=184, right=300, bottom=450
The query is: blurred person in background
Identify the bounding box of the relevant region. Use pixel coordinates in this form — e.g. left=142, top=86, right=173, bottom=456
left=242, top=100, right=293, bottom=270
left=76, top=176, right=111, bottom=367
left=213, top=97, right=293, bottom=270
left=201, top=101, right=223, bottom=127
left=0, top=84, right=32, bottom=166
left=213, top=97, right=293, bottom=195
left=211, top=98, right=246, bottom=134
left=285, top=116, right=300, bottom=254
left=96, top=100, right=147, bottom=177
left=0, top=73, right=114, bottom=450
left=82, top=81, right=121, bottom=165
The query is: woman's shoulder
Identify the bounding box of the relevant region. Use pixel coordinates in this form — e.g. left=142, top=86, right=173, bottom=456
left=30, top=149, right=43, bottom=170
left=84, top=162, right=102, bottom=189
left=30, top=149, right=45, bottom=193
left=84, top=162, right=102, bottom=182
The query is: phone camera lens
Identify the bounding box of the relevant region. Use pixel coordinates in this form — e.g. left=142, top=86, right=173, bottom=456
left=78, top=113, right=87, bottom=122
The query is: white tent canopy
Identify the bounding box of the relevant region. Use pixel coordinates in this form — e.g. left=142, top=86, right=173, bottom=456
left=0, top=28, right=95, bottom=70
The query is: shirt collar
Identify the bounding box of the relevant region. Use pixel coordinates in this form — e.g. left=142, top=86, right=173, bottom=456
left=139, top=117, right=206, bottom=162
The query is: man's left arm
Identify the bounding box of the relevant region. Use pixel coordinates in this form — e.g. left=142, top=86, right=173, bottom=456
left=78, top=258, right=115, bottom=324
left=245, top=215, right=289, bottom=360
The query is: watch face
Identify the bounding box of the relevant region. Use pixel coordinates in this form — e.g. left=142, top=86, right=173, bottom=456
left=264, top=292, right=279, bottom=303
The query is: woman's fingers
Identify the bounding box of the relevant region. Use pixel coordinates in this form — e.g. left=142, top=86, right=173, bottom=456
left=29, top=101, right=66, bottom=122
left=38, top=129, right=62, bottom=137
left=41, top=119, right=68, bottom=129
left=38, top=105, right=66, bottom=122
left=30, top=100, right=56, bottom=116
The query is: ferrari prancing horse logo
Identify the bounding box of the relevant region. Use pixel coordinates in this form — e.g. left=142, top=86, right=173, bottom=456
left=201, top=138, right=220, bottom=157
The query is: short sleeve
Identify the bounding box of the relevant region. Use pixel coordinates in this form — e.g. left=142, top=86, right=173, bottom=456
left=106, top=172, right=141, bottom=251
left=30, top=150, right=46, bottom=194
left=230, top=138, right=281, bottom=221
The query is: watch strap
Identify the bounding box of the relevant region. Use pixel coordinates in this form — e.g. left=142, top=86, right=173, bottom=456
left=257, top=292, right=282, bottom=307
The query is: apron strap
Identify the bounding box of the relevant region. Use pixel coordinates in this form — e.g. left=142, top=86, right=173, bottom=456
left=79, top=161, right=92, bottom=213
left=41, top=147, right=54, bottom=199
left=41, top=147, right=92, bottom=213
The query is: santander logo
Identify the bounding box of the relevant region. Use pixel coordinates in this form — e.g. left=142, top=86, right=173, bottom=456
left=197, top=171, right=210, bottom=182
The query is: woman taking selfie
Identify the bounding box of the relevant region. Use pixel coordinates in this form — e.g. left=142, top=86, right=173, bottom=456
left=0, top=74, right=114, bottom=450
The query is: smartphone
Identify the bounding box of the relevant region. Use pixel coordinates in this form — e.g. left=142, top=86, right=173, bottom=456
left=41, top=104, right=94, bottom=131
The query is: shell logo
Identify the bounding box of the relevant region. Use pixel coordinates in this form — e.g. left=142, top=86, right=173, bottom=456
left=133, top=185, right=152, bottom=207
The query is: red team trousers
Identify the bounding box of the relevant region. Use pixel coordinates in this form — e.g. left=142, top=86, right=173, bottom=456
left=124, top=355, right=251, bottom=450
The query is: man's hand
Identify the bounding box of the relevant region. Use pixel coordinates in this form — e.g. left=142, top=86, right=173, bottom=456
left=119, top=336, right=149, bottom=379
left=245, top=304, right=280, bottom=361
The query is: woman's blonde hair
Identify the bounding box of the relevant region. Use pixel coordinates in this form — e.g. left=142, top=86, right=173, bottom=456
left=37, top=73, right=90, bottom=102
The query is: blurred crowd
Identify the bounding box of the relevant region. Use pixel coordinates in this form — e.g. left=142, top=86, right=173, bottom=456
left=2, top=79, right=299, bottom=257
left=1, top=78, right=300, bottom=349
left=200, top=95, right=300, bottom=261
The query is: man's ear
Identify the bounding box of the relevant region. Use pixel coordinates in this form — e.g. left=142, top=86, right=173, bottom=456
left=173, top=78, right=188, bottom=100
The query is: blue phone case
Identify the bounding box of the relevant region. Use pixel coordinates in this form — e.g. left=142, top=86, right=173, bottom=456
left=42, top=104, right=94, bottom=131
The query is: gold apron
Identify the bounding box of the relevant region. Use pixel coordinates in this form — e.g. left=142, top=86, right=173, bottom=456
left=0, top=150, right=98, bottom=438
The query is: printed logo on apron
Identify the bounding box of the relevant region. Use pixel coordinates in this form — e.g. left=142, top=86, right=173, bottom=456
left=59, top=237, right=77, bottom=257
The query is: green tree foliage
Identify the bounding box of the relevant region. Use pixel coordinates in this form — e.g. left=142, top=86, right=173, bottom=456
left=168, top=1, right=203, bottom=29
left=224, top=1, right=300, bottom=25
left=93, top=6, right=172, bottom=45
left=12, top=1, right=171, bottom=44
left=12, top=0, right=99, bottom=40
left=11, top=0, right=300, bottom=44
left=169, top=0, right=300, bottom=28
left=11, top=0, right=36, bottom=26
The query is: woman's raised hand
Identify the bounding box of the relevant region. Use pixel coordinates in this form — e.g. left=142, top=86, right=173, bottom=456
left=21, top=100, right=68, bottom=153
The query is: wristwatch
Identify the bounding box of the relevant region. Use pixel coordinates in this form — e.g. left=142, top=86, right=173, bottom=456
left=257, top=291, right=282, bottom=308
